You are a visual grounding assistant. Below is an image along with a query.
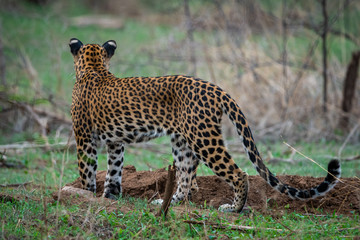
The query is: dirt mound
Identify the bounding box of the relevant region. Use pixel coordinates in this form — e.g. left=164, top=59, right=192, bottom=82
left=65, top=165, right=360, bottom=215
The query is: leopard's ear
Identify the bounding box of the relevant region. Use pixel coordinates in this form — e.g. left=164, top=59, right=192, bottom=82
left=102, top=40, right=117, bottom=58
left=69, top=38, right=83, bottom=56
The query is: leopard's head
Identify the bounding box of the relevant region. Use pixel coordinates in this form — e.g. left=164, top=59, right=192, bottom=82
left=69, top=38, right=117, bottom=72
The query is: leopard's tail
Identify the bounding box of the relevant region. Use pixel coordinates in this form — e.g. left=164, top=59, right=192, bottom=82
left=221, top=93, right=341, bottom=200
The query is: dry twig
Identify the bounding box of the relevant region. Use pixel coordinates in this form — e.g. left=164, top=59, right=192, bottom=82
left=156, top=164, right=176, bottom=217
left=283, top=142, right=343, bottom=183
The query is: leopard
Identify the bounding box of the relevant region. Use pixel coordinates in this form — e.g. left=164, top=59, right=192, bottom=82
left=69, top=38, right=341, bottom=212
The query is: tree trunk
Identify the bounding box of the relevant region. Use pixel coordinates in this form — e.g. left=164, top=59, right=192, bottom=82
left=339, top=51, right=360, bottom=129
left=282, top=0, right=288, bottom=104
left=0, top=20, right=6, bottom=86
left=321, top=0, right=328, bottom=113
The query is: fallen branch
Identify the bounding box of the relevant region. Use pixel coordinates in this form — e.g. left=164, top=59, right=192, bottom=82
left=70, top=15, right=124, bottom=29
left=156, top=164, right=176, bottom=218
left=330, top=155, right=360, bottom=162
left=59, top=186, right=95, bottom=199
left=0, top=141, right=76, bottom=152
left=53, top=186, right=122, bottom=214
left=0, top=181, right=32, bottom=188
left=0, top=154, right=26, bottom=169
left=0, top=95, right=72, bottom=138
left=183, top=220, right=286, bottom=232
left=267, top=158, right=295, bottom=164
left=19, top=102, right=49, bottom=139
left=341, top=155, right=360, bottom=161
left=30, top=107, right=72, bottom=126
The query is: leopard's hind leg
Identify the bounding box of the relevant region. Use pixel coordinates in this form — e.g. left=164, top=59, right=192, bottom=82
left=189, top=132, right=249, bottom=212
left=103, top=142, right=124, bottom=199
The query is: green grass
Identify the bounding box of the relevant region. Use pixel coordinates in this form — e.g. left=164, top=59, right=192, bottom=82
left=2, top=138, right=358, bottom=238
left=1, top=137, right=359, bottom=239
left=1, top=189, right=359, bottom=239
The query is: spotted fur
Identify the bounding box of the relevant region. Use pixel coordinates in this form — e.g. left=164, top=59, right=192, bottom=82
left=69, top=38, right=341, bottom=212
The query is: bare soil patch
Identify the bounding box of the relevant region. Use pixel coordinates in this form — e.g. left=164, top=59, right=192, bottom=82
left=62, top=165, right=359, bottom=216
